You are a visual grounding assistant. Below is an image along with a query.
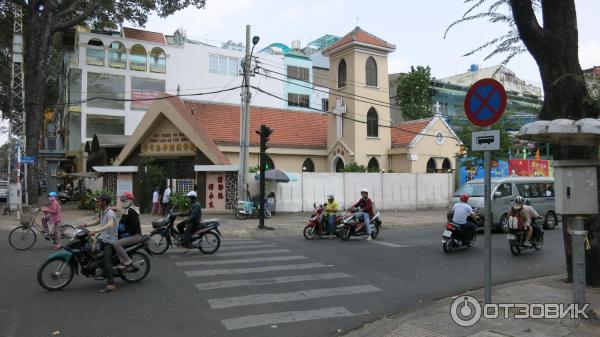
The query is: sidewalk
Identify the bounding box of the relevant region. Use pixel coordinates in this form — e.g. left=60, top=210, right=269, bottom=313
left=0, top=203, right=447, bottom=238
left=343, top=274, right=600, bottom=337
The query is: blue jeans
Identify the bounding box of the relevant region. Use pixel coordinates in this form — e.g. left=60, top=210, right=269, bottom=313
left=327, top=214, right=335, bottom=234
left=356, top=212, right=372, bottom=235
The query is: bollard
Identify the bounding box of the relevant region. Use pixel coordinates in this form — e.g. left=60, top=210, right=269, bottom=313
left=570, top=216, right=587, bottom=306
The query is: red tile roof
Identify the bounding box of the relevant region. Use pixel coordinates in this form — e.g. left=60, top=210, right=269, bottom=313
left=183, top=101, right=329, bottom=149
left=324, top=27, right=395, bottom=53
left=391, top=118, right=433, bottom=148
left=122, top=27, right=166, bottom=44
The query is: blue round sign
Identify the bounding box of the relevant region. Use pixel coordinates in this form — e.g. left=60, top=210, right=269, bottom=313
left=464, top=78, right=507, bottom=127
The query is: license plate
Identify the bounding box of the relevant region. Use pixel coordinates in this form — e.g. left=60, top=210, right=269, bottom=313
left=442, top=230, right=453, bottom=237
left=506, top=234, right=515, bottom=240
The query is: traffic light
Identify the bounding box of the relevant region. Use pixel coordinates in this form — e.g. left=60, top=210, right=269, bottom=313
left=255, top=124, right=273, bottom=229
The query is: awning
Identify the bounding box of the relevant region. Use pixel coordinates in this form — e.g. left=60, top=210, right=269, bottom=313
left=92, top=166, right=138, bottom=173
left=194, top=165, right=239, bottom=172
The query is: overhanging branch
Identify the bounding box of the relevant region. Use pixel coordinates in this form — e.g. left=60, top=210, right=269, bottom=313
left=50, top=0, right=103, bottom=33
left=509, top=0, right=545, bottom=55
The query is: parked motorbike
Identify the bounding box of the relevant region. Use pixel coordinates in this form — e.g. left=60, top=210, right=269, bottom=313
left=507, top=217, right=544, bottom=256
left=442, top=216, right=478, bottom=253
left=146, top=210, right=222, bottom=255
left=57, top=187, right=82, bottom=205
left=335, top=208, right=382, bottom=241
left=303, top=204, right=343, bottom=240
left=235, top=200, right=272, bottom=220
left=37, top=228, right=151, bottom=291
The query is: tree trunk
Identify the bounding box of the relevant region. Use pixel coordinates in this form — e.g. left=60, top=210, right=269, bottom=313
left=23, top=6, right=53, bottom=207
left=510, top=0, right=600, bottom=286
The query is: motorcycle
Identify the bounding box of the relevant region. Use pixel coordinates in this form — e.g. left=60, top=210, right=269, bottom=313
left=57, top=187, right=82, bottom=205
left=507, top=217, right=544, bottom=256
left=442, top=216, right=478, bottom=253
left=303, top=204, right=343, bottom=240
left=146, top=209, right=222, bottom=255
left=235, top=199, right=272, bottom=219
left=37, top=228, right=151, bottom=291
left=335, top=208, right=382, bottom=241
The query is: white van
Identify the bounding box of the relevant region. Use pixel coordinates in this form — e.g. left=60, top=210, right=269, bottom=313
left=450, top=176, right=557, bottom=231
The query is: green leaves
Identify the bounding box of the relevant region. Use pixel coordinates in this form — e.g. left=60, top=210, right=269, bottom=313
left=395, top=66, right=434, bottom=121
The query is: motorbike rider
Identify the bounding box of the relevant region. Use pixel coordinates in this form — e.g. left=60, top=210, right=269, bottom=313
left=524, top=198, right=543, bottom=242
left=113, top=192, right=142, bottom=270
left=451, top=194, right=479, bottom=244
left=508, top=196, right=532, bottom=246
left=81, top=195, right=119, bottom=293
left=41, top=192, right=64, bottom=250
left=323, top=194, right=340, bottom=235
left=351, top=188, right=374, bottom=240
left=176, top=191, right=202, bottom=255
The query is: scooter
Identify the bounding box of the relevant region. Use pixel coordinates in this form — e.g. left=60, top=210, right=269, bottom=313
left=442, top=216, right=478, bottom=253
left=335, top=208, right=382, bottom=241
left=507, top=217, right=544, bottom=256
left=303, top=203, right=343, bottom=240
left=235, top=199, right=272, bottom=219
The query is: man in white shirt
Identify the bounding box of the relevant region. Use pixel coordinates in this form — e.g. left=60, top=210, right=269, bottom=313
left=452, top=194, right=479, bottom=243
left=152, top=187, right=160, bottom=215
left=162, top=185, right=172, bottom=215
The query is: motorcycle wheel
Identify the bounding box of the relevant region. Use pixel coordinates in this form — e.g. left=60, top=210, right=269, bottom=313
left=303, top=225, right=318, bottom=240
left=442, top=240, right=454, bottom=253
left=121, top=252, right=151, bottom=283
left=235, top=209, right=248, bottom=220
left=509, top=241, right=522, bottom=256
left=198, top=231, right=221, bottom=254
left=340, top=227, right=351, bottom=241
left=533, top=235, right=544, bottom=251
left=37, top=257, right=74, bottom=291
left=146, top=233, right=169, bottom=255
left=370, top=225, right=380, bottom=239
left=9, top=226, right=37, bottom=250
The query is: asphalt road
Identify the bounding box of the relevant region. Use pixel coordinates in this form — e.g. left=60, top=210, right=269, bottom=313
left=0, top=225, right=566, bottom=337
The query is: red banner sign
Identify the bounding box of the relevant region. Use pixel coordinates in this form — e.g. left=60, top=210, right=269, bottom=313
left=508, top=159, right=550, bottom=177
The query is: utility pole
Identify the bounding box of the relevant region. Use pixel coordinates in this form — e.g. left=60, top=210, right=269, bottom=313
left=238, top=25, right=251, bottom=203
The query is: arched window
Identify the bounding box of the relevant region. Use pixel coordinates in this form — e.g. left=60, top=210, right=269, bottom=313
left=149, top=47, right=166, bottom=73
left=368, top=158, right=379, bottom=172
left=365, top=56, right=377, bottom=86
left=442, top=158, right=452, bottom=172
left=333, top=157, right=345, bottom=172
left=426, top=158, right=437, bottom=173
left=338, top=59, right=347, bottom=88
left=108, top=41, right=126, bottom=69
left=302, top=158, right=315, bottom=172
left=265, top=156, right=275, bottom=170
left=130, top=44, right=147, bottom=71
left=86, top=38, right=105, bottom=66
left=367, top=107, right=378, bottom=137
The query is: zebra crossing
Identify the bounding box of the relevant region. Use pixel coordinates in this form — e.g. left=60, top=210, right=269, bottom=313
left=169, top=238, right=383, bottom=333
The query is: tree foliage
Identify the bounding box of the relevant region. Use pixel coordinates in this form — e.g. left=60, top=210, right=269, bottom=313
left=395, top=66, right=434, bottom=121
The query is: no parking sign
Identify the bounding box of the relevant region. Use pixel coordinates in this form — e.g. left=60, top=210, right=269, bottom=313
left=464, top=78, right=507, bottom=127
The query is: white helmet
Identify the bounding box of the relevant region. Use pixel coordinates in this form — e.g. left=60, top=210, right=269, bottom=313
left=327, top=194, right=334, bottom=199
left=186, top=191, right=197, bottom=198
left=360, top=188, right=369, bottom=194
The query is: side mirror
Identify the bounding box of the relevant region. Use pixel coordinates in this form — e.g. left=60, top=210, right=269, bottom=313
left=493, top=192, right=502, bottom=199
left=313, top=202, right=316, bottom=209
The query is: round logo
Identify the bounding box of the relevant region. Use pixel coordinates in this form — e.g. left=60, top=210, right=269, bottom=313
left=435, top=132, right=445, bottom=145
left=450, top=295, right=482, bottom=327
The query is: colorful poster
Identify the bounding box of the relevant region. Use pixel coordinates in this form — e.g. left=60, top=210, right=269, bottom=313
left=459, top=158, right=509, bottom=185
left=508, top=159, right=550, bottom=177
left=508, top=159, right=531, bottom=176
left=530, top=160, right=549, bottom=176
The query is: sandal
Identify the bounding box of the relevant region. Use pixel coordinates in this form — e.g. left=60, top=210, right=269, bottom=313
left=99, top=285, right=116, bottom=293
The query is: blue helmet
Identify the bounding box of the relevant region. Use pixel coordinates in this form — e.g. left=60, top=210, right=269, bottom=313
left=48, top=192, right=57, bottom=198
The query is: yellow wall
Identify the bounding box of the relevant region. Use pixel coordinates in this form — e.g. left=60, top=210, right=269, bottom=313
left=223, top=151, right=328, bottom=172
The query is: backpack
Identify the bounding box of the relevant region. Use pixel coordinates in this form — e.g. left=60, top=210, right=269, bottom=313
left=507, top=208, right=524, bottom=230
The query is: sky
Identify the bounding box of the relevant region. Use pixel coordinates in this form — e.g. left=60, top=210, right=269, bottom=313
left=140, top=0, right=600, bottom=88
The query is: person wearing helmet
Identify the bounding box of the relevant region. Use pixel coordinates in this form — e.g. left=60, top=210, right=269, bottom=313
left=323, top=194, right=340, bottom=235
left=451, top=194, right=478, bottom=243
left=177, top=191, right=203, bottom=255
left=352, top=188, right=374, bottom=240
left=510, top=196, right=533, bottom=246
left=41, top=192, right=64, bottom=250
left=82, top=195, right=119, bottom=292
left=113, top=192, right=141, bottom=270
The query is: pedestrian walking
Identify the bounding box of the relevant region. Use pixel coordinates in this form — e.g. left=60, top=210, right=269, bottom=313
left=162, top=184, right=172, bottom=215
left=151, top=187, right=160, bottom=215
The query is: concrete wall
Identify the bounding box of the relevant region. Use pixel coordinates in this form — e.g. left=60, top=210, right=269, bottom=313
left=246, top=172, right=454, bottom=212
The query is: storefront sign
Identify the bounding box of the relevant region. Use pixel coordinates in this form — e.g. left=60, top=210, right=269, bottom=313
left=141, top=132, right=195, bottom=155
left=206, top=174, right=226, bottom=210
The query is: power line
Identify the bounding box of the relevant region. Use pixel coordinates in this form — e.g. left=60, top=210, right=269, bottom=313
left=250, top=85, right=461, bottom=142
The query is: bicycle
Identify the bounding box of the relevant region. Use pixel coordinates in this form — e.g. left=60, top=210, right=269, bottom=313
left=8, top=209, right=76, bottom=250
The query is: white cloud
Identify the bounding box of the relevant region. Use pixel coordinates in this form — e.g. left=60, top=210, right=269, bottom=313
left=579, top=40, right=600, bottom=68
left=388, top=54, right=410, bottom=74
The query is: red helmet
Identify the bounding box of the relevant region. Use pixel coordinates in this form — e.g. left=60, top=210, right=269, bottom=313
left=120, top=192, right=135, bottom=201
left=459, top=194, right=469, bottom=202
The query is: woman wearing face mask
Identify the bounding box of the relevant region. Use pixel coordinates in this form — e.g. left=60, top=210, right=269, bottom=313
left=42, top=192, right=64, bottom=250
left=113, top=192, right=142, bottom=270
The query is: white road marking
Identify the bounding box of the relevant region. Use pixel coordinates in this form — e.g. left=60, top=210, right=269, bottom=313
left=208, top=285, right=382, bottom=309
left=221, top=306, right=369, bottom=331
left=176, top=255, right=307, bottom=267
left=184, top=263, right=331, bottom=277
left=220, top=240, right=264, bottom=245
left=194, top=272, right=352, bottom=291
left=169, top=248, right=290, bottom=259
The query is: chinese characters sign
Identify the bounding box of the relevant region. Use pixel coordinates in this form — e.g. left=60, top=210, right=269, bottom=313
left=141, top=132, right=195, bottom=155
left=206, top=174, right=226, bottom=210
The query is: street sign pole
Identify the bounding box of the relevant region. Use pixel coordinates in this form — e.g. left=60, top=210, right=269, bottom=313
left=483, top=136, right=492, bottom=304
